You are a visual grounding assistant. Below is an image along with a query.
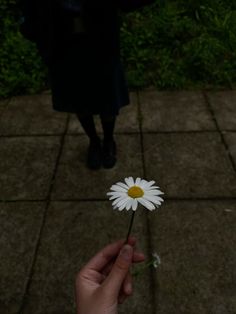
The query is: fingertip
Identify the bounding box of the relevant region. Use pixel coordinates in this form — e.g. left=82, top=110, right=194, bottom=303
left=127, top=236, right=136, bottom=246
left=125, top=282, right=133, bottom=295
left=135, top=252, right=146, bottom=259
left=123, top=272, right=133, bottom=296
left=119, top=244, right=133, bottom=263
left=133, top=251, right=146, bottom=263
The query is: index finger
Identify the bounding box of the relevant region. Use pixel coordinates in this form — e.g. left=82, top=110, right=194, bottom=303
left=81, top=237, right=136, bottom=273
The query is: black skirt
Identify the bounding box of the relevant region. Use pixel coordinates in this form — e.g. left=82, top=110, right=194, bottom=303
left=49, top=32, right=130, bottom=115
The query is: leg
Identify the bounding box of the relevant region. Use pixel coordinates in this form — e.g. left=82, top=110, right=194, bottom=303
left=76, top=114, right=102, bottom=170
left=100, top=115, right=116, bottom=143
left=100, top=115, right=117, bottom=168
left=77, top=114, right=99, bottom=142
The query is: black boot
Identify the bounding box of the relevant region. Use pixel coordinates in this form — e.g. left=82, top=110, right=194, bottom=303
left=87, top=138, right=102, bottom=170
left=102, top=139, right=117, bottom=168
left=100, top=115, right=117, bottom=168
left=77, top=114, right=102, bottom=170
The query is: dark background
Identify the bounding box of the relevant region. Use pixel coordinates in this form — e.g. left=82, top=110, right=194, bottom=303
left=0, top=0, right=236, bottom=98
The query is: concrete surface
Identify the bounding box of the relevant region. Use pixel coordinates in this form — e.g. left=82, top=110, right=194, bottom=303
left=0, top=90, right=235, bottom=314
left=206, top=91, right=236, bottom=130
left=0, top=99, right=9, bottom=117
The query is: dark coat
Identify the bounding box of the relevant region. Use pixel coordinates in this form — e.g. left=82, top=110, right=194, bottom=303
left=20, top=0, right=154, bottom=114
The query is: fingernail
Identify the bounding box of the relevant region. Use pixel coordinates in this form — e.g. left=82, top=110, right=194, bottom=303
left=120, top=244, right=133, bottom=261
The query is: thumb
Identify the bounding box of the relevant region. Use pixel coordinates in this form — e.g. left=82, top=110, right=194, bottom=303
left=103, top=244, right=133, bottom=297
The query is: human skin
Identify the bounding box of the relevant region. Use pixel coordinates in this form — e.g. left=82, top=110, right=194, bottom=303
left=75, top=237, right=145, bottom=314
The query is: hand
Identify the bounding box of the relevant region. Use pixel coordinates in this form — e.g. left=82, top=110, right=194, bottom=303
left=75, top=237, right=145, bottom=314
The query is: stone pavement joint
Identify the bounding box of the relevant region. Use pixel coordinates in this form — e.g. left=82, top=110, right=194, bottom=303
left=18, top=114, right=70, bottom=314
left=203, top=91, right=236, bottom=173
left=0, top=90, right=236, bottom=314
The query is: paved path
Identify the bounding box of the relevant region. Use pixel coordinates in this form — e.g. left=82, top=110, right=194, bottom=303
left=0, top=90, right=236, bottom=314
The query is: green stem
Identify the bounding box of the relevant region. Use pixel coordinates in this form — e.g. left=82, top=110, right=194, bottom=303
left=125, top=211, right=136, bottom=244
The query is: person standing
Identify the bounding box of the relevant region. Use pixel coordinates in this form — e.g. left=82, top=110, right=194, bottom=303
left=20, top=0, right=154, bottom=169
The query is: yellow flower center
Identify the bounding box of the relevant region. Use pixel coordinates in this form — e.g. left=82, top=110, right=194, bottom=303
left=128, top=186, right=144, bottom=198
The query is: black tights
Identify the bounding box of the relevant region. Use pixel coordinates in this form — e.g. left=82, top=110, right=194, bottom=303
left=77, top=114, right=116, bottom=143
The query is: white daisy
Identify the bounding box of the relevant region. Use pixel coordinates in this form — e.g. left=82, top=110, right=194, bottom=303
left=107, top=177, right=164, bottom=211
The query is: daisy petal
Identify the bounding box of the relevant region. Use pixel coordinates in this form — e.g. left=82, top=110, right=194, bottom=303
left=144, top=190, right=164, bottom=196
left=109, top=194, right=125, bottom=201
left=139, top=179, right=148, bottom=188
left=107, top=191, right=126, bottom=197
left=143, top=195, right=163, bottom=204
left=140, top=179, right=156, bottom=189
left=125, top=177, right=135, bottom=187
left=143, top=198, right=161, bottom=207
left=119, top=201, right=129, bottom=211
left=111, top=185, right=128, bottom=193
left=135, top=177, right=141, bottom=186
left=116, top=182, right=129, bottom=190
left=145, top=180, right=156, bottom=188
left=125, top=198, right=133, bottom=210
left=138, top=198, right=156, bottom=211
left=115, top=197, right=130, bottom=209
left=132, top=198, right=138, bottom=211
left=112, top=196, right=126, bottom=206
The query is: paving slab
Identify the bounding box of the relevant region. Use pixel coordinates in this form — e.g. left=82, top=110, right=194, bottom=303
left=207, top=91, right=236, bottom=130
left=139, top=91, right=215, bottom=132
left=52, top=134, right=143, bottom=200
left=0, top=99, right=9, bottom=117
left=224, top=132, right=236, bottom=166
left=23, top=201, right=152, bottom=314
left=67, top=92, right=139, bottom=134
left=0, top=137, right=61, bottom=200
left=0, top=202, right=46, bottom=314
left=143, top=133, right=236, bottom=198
left=0, top=95, right=67, bottom=136
left=149, top=200, right=236, bottom=314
